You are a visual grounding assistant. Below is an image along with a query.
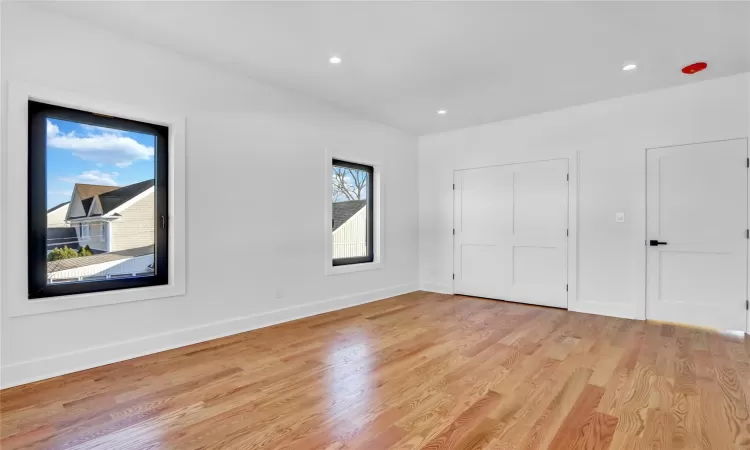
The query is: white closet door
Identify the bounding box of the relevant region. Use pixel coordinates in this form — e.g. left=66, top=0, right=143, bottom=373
left=646, top=139, right=747, bottom=331
left=454, top=159, right=568, bottom=308
left=453, top=164, right=512, bottom=300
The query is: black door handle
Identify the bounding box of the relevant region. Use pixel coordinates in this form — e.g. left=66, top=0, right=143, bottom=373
left=649, top=240, right=668, bottom=246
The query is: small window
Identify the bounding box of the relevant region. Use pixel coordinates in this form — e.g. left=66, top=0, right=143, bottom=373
left=331, top=159, right=374, bottom=266
left=81, top=223, right=91, bottom=240
left=28, top=101, right=169, bottom=299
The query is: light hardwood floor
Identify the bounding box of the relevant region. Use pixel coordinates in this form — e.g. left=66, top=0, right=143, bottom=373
left=2, top=291, right=749, bottom=449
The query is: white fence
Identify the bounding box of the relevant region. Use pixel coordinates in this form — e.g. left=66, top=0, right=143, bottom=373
left=48, top=254, right=154, bottom=282
left=333, top=242, right=368, bottom=259
left=332, top=207, right=367, bottom=259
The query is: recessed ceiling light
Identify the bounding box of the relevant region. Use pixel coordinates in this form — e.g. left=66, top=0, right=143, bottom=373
left=437, top=109, right=447, bottom=115
left=329, top=56, right=342, bottom=65
left=622, top=63, right=637, bottom=71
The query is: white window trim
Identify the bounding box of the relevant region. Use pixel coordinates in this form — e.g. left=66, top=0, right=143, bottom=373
left=4, top=81, right=186, bottom=317
left=99, top=221, right=106, bottom=241
left=324, top=148, right=384, bottom=275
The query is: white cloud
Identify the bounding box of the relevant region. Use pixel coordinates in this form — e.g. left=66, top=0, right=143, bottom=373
left=59, top=170, right=119, bottom=186
left=79, top=124, right=125, bottom=135
left=47, top=120, right=60, bottom=136
left=47, top=119, right=154, bottom=168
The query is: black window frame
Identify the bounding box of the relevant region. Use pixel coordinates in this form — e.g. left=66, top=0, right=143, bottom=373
left=332, top=159, right=375, bottom=266
left=28, top=100, right=169, bottom=299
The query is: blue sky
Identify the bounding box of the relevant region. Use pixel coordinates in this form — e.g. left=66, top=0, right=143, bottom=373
left=46, top=118, right=155, bottom=208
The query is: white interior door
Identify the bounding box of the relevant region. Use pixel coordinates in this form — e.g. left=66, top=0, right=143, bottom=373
left=454, top=159, right=568, bottom=308
left=646, top=139, right=748, bottom=331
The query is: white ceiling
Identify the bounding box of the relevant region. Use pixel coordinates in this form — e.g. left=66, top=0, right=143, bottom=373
left=41, top=1, right=750, bottom=135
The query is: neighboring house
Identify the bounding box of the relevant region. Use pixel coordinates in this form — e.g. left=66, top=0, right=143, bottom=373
left=65, top=179, right=156, bottom=254
left=47, top=201, right=70, bottom=227
left=47, top=202, right=78, bottom=254
left=46, top=227, right=80, bottom=254
left=47, top=179, right=156, bottom=281
left=332, top=200, right=367, bottom=259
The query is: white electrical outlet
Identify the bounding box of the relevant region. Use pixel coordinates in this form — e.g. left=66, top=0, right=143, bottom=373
left=615, top=212, right=625, bottom=223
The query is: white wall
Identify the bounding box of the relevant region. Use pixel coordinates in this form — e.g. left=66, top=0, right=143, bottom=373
left=0, top=1, right=4, bottom=388
left=419, top=73, right=750, bottom=320
left=0, top=4, right=418, bottom=387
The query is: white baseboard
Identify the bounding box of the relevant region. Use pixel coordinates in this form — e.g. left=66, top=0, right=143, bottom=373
left=419, top=281, right=453, bottom=295
left=418, top=282, right=640, bottom=322
left=1, top=282, right=418, bottom=389
left=568, top=300, right=640, bottom=320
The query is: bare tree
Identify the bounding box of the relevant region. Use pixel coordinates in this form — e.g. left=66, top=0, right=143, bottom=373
left=332, top=167, right=368, bottom=202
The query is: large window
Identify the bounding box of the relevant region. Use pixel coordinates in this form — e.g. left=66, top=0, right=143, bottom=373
left=331, top=159, right=374, bottom=266
left=28, top=101, right=169, bottom=298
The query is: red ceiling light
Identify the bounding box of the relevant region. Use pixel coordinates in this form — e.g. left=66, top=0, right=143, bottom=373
left=682, top=62, right=707, bottom=75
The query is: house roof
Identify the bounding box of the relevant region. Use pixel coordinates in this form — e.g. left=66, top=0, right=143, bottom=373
left=46, top=227, right=80, bottom=251
left=98, top=179, right=154, bottom=215
left=47, top=201, right=70, bottom=214
left=75, top=184, right=120, bottom=201
left=67, top=184, right=120, bottom=219
left=332, top=200, right=366, bottom=231
left=47, top=245, right=154, bottom=273
left=68, top=180, right=154, bottom=219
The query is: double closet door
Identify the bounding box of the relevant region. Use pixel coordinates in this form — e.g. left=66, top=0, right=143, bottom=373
left=453, top=159, right=569, bottom=308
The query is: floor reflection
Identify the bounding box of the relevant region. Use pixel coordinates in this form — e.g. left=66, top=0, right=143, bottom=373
left=323, top=327, right=377, bottom=439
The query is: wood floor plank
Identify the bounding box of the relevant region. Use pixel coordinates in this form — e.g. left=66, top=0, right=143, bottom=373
left=640, top=408, right=674, bottom=449
left=417, top=390, right=504, bottom=450
left=711, top=355, right=750, bottom=447
left=698, top=372, right=736, bottom=449
left=547, top=383, right=606, bottom=450
left=519, top=366, right=593, bottom=450
left=574, top=411, right=619, bottom=450
left=613, top=362, right=653, bottom=438
left=671, top=392, right=701, bottom=450
left=2, top=292, right=749, bottom=450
